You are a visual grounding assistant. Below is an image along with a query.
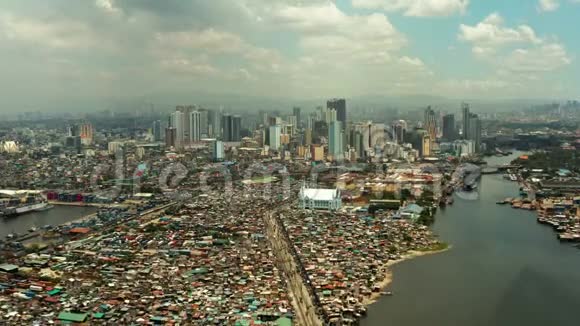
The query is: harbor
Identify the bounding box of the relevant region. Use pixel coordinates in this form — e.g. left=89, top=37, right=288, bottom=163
left=361, top=152, right=580, bottom=326
left=0, top=206, right=97, bottom=239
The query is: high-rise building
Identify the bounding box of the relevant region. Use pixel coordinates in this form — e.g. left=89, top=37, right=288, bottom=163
left=232, top=115, right=241, bottom=142
left=327, top=98, right=346, bottom=128
left=190, top=111, right=201, bottom=142
left=468, top=114, right=482, bottom=152
left=424, top=106, right=437, bottom=141
left=442, top=114, right=456, bottom=141
left=199, top=109, right=209, bottom=138
left=71, top=122, right=94, bottom=146
left=269, top=125, right=281, bottom=151
left=304, top=128, right=312, bottom=146
left=293, top=107, right=301, bottom=128
left=221, top=114, right=241, bottom=142
left=208, top=110, right=220, bottom=138
left=152, top=120, right=163, bottom=142
left=212, top=140, right=224, bottom=161
left=170, top=111, right=184, bottom=148
left=328, top=120, right=343, bottom=160
left=392, top=120, right=407, bottom=144
left=462, top=102, right=470, bottom=140
left=165, top=127, right=177, bottom=148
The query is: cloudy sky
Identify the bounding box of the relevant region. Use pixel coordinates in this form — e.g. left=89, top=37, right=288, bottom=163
left=0, top=0, right=579, bottom=111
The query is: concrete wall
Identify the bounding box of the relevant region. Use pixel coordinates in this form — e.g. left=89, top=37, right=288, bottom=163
left=264, top=212, right=324, bottom=326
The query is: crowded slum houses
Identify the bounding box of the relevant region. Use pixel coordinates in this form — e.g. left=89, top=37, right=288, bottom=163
left=0, top=188, right=295, bottom=325
left=280, top=208, right=442, bottom=324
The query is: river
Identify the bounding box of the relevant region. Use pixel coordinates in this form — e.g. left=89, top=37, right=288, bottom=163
left=362, top=153, right=580, bottom=326
left=1, top=206, right=97, bottom=238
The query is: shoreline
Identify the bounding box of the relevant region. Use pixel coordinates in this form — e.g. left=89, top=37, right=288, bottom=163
left=363, top=246, right=452, bottom=306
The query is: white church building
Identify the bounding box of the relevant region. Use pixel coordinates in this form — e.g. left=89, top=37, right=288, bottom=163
left=299, top=185, right=342, bottom=211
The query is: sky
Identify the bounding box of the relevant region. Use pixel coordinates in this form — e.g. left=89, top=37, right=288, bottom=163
left=0, top=0, right=579, bottom=112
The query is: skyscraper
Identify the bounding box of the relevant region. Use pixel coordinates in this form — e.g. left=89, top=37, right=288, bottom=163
left=462, top=102, right=470, bottom=140
left=221, top=114, right=242, bottom=142
left=165, top=127, right=177, bottom=148
left=212, top=140, right=224, bottom=161
left=170, top=111, right=184, bottom=148
left=468, top=114, right=482, bottom=152
left=328, top=120, right=343, bottom=160
left=293, top=107, right=301, bottom=128
left=392, top=120, right=407, bottom=144
left=269, top=125, right=281, bottom=151
left=189, top=111, right=201, bottom=142
left=152, top=120, right=162, bottom=142
left=442, top=114, right=456, bottom=141
left=208, top=110, right=220, bottom=138
left=232, top=115, right=241, bottom=142
left=424, top=106, right=437, bottom=141
left=327, top=98, right=346, bottom=128
left=198, top=109, right=209, bottom=138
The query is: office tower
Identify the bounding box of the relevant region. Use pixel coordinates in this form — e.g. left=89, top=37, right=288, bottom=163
left=325, top=109, right=337, bottom=124
left=170, top=111, right=184, bottom=147
left=327, top=98, right=346, bottom=128
left=232, top=115, right=241, bottom=141
left=71, top=122, right=94, bottom=146
left=468, top=114, right=482, bottom=152
left=260, top=111, right=269, bottom=127
left=208, top=110, right=220, bottom=138
left=353, top=131, right=364, bottom=159
left=190, top=111, right=201, bottom=142
left=269, top=125, right=281, bottom=151
left=328, top=120, right=343, bottom=160
left=165, top=127, right=177, bottom=148
left=462, top=102, right=470, bottom=140
left=287, top=116, right=297, bottom=135
left=304, top=128, right=312, bottom=146
left=293, top=107, right=301, bottom=128
left=221, top=114, right=240, bottom=142
left=198, top=109, right=209, bottom=138
left=212, top=140, right=224, bottom=161
left=424, top=106, right=437, bottom=141
left=392, top=120, right=407, bottom=144
left=152, top=120, right=163, bottom=142
left=442, top=114, right=456, bottom=141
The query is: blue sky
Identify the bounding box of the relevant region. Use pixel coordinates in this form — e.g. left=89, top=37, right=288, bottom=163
left=0, top=0, right=578, bottom=111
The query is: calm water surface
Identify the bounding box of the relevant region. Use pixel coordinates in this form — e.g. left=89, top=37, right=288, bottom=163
left=362, top=153, right=580, bottom=326
left=1, top=206, right=97, bottom=238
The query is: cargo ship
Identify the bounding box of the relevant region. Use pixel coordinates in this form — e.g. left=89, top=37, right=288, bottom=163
left=0, top=190, right=52, bottom=218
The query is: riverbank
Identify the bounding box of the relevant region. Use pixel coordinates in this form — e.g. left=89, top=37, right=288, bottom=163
left=363, top=244, right=451, bottom=306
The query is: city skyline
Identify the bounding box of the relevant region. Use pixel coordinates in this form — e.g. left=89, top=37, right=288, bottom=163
left=0, top=0, right=579, bottom=113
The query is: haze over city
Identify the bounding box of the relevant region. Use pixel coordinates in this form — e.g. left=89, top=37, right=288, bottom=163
left=1, top=0, right=579, bottom=113
left=0, top=1, right=579, bottom=326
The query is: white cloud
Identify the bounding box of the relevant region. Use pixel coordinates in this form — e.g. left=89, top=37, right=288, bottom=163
left=501, top=44, right=571, bottom=73
left=95, top=0, right=122, bottom=15
left=459, top=13, right=541, bottom=55
left=352, top=0, right=469, bottom=17
left=458, top=12, right=571, bottom=83
left=537, top=0, right=559, bottom=12
left=160, top=58, right=218, bottom=76
left=0, top=11, right=105, bottom=49
left=267, top=2, right=407, bottom=66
